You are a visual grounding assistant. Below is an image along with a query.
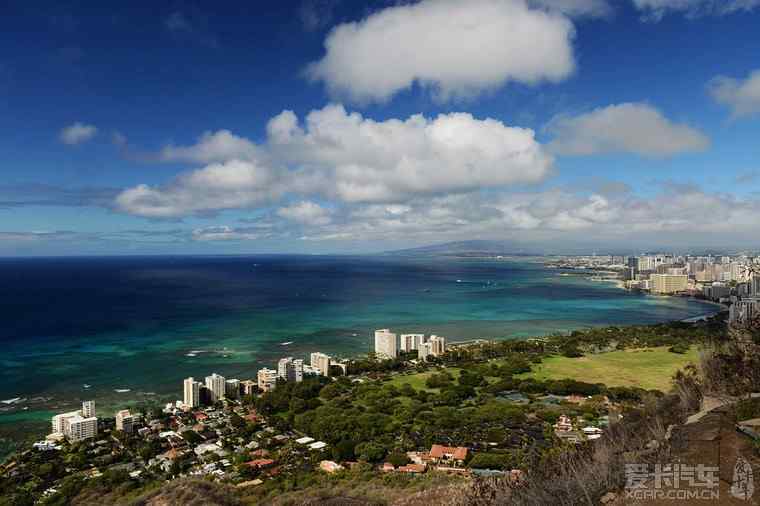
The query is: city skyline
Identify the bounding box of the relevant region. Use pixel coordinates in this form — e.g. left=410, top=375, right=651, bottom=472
left=3, top=0, right=760, bottom=255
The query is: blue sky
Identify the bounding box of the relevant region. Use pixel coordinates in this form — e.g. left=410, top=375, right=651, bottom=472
left=2, top=0, right=760, bottom=255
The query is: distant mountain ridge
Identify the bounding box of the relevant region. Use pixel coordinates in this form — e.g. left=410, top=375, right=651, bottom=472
left=384, top=240, right=544, bottom=257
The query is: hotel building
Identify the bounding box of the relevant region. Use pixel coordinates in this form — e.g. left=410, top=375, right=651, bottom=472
left=183, top=377, right=201, bottom=408
left=115, top=409, right=135, bottom=433
left=225, top=378, right=241, bottom=399
left=51, top=401, right=98, bottom=442
left=650, top=274, right=688, bottom=294
left=399, top=334, right=425, bottom=352
left=257, top=368, right=278, bottom=392
left=205, top=373, right=226, bottom=402
left=374, top=329, right=398, bottom=359
left=278, top=357, right=304, bottom=382
left=310, top=352, right=331, bottom=376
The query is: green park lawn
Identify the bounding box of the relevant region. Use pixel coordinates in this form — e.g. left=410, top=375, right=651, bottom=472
left=385, top=367, right=464, bottom=392
left=518, top=346, right=700, bottom=392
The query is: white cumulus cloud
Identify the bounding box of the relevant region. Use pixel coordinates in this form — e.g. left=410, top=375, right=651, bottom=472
left=708, top=69, right=760, bottom=118
left=277, top=201, right=332, bottom=226
left=632, top=0, right=760, bottom=20
left=306, top=0, right=576, bottom=103
left=546, top=102, right=709, bottom=157
left=115, top=105, right=554, bottom=218
left=115, top=160, right=281, bottom=218
left=530, top=0, right=611, bottom=17
left=191, top=225, right=262, bottom=241
left=59, top=122, right=98, bottom=145
left=268, top=104, right=553, bottom=202
left=159, top=130, right=258, bottom=163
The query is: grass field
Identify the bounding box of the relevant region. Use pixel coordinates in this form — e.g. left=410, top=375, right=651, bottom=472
left=385, top=367, right=464, bottom=392
left=518, top=346, right=699, bottom=391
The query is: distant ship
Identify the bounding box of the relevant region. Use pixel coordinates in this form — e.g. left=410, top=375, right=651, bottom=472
left=83, top=384, right=91, bottom=389
left=280, top=341, right=294, bottom=346
left=114, top=389, right=131, bottom=393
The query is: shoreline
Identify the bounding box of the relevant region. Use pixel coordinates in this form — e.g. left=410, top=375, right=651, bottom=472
left=566, top=268, right=728, bottom=320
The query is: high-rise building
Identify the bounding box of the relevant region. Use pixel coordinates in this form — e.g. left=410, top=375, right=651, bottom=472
left=241, top=380, right=256, bottom=396
left=81, top=400, right=95, bottom=418
left=429, top=335, right=446, bottom=356
left=183, top=377, right=201, bottom=408
left=637, top=256, right=654, bottom=272
left=52, top=411, right=81, bottom=435
left=257, top=368, right=278, bottom=392
left=205, top=373, right=226, bottom=402
left=51, top=403, right=98, bottom=442
left=374, top=329, right=397, bottom=359
left=418, top=342, right=432, bottom=362
left=752, top=274, right=760, bottom=297
left=650, top=274, right=688, bottom=294
left=399, top=334, right=425, bottom=352
left=115, top=409, right=135, bottom=433
left=225, top=378, right=241, bottom=399
left=65, top=415, right=98, bottom=442
left=310, top=352, right=331, bottom=376
left=278, top=357, right=304, bottom=382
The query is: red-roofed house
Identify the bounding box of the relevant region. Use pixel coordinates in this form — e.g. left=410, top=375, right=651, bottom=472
left=397, top=464, right=426, bottom=474
left=429, top=445, right=468, bottom=466
left=246, top=459, right=275, bottom=469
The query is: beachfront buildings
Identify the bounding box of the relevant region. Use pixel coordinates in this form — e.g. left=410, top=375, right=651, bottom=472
left=205, top=373, right=226, bottom=402
left=418, top=336, right=446, bottom=361
left=50, top=401, right=98, bottom=442
left=418, top=342, right=432, bottom=361
left=183, top=377, right=201, bottom=408
left=257, top=368, right=278, bottom=392
left=241, top=380, right=256, bottom=395
left=429, top=335, right=446, bottom=356
left=278, top=357, right=304, bottom=382
left=374, top=329, right=398, bottom=359
left=399, top=334, right=425, bottom=352
left=82, top=400, right=95, bottom=418
left=375, top=329, right=446, bottom=361
left=52, top=410, right=80, bottom=434
left=115, top=409, right=135, bottom=433
left=226, top=378, right=241, bottom=399
left=310, top=352, right=331, bottom=376
left=650, top=274, right=689, bottom=294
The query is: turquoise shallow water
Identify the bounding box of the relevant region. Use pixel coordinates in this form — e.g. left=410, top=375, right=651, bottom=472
left=0, top=255, right=717, bottom=423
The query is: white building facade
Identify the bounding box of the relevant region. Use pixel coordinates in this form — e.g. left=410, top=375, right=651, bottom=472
left=183, top=377, right=201, bottom=407
left=205, top=373, right=226, bottom=402
left=374, top=329, right=397, bottom=359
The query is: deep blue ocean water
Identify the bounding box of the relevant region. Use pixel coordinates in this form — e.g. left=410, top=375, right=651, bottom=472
left=0, top=255, right=717, bottom=418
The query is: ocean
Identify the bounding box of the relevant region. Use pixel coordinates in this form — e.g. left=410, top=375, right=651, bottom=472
left=0, top=255, right=717, bottom=446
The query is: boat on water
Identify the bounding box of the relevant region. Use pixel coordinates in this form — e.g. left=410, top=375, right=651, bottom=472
left=114, top=389, right=131, bottom=393
left=83, top=384, right=91, bottom=389
left=280, top=341, right=294, bottom=346
left=1, top=397, right=21, bottom=405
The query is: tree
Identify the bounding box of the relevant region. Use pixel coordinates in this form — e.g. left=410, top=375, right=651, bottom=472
left=355, top=442, right=386, bottom=462
left=332, top=439, right=356, bottom=462
left=320, top=383, right=341, bottom=400
left=399, top=383, right=416, bottom=397
left=387, top=451, right=410, bottom=467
